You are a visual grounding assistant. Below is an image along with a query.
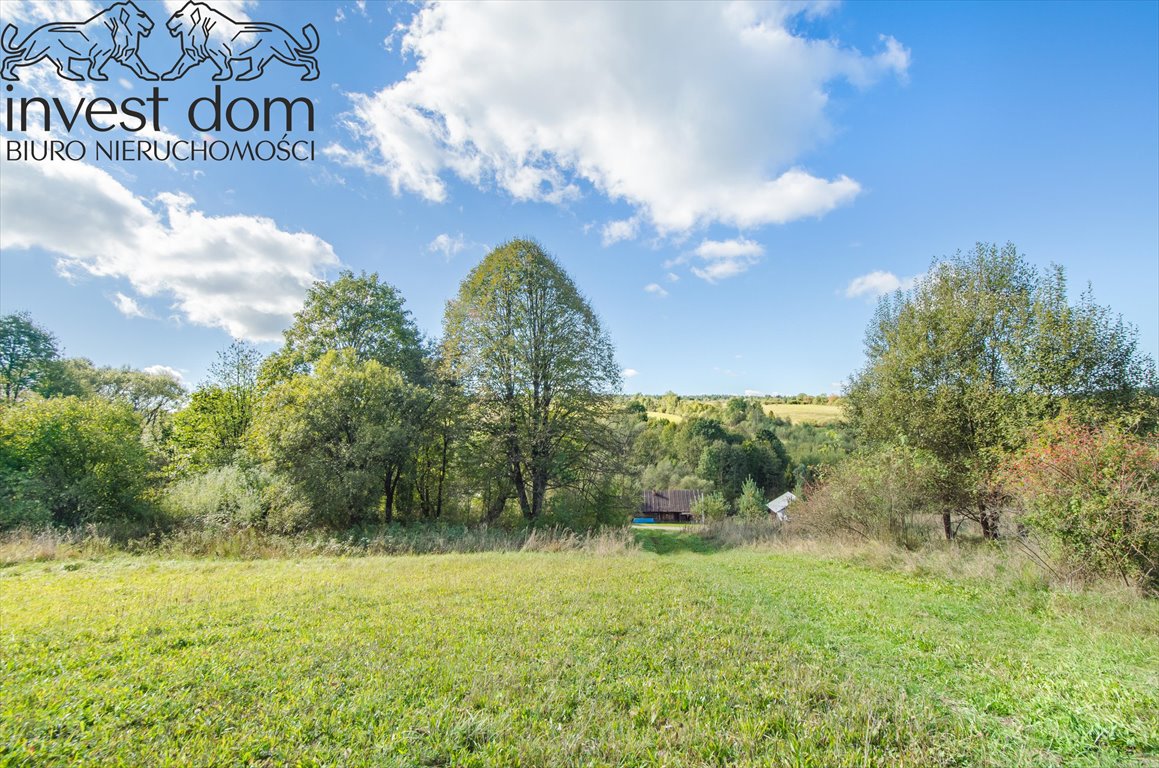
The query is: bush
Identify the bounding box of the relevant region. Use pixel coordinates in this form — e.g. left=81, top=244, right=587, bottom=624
left=1001, top=417, right=1159, bottom=593
left=162, top=465, right=266, bottom=528
left=690, top=492, right=728, bottom=521
left=0, top=397, right=151, bottom=527
left=162, top=464, right=315, bottom=533
left=791, top=443, right=945, bottom=547
left=543, top=482, right=632, bottom=532
left=737, top=476, right=766, bottom=520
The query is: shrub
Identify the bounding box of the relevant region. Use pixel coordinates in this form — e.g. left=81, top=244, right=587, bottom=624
left=162, top=465, right=266, bottom=528
left=1001, top=417, right=1159, bottom=593
left=736, top=476, right=766, bottom=520
left=690, top=492, right=728, bottom=522
left=791, top=443, right=945, bottom=547
left=543, top=481, right=632, bottom=532
left=0, top=397, right=151, bottom=527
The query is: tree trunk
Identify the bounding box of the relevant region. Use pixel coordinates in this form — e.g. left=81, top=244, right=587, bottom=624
left=978, top=502, right=998, bottom=540
left=511, top=460, right=533, bottom=519
left=383, top=465, right=398, bottom=524
left=484, top=490, right=507, bottom=523
left=435, top=430, right=448, bottom=519
left=942, top=511, right=954, bottom=541
left=531, top=467, right=548, bottom=521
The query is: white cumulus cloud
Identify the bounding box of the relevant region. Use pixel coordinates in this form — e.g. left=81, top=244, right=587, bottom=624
left=112, top=292, right=149, bottom=318
left=328, top=1, right=907, bottom=236
left=622, top=368, right=639, bottom=379
left=601, top=217, right=639, bottom=246
left=428, top=232, right=466, bottom=260
left=844, top=270, right=920, bottom=298
left=644, top=283, right=669, bottom=298
left=0, top=155, right=339, bottom=341
left=1, top=1, right=100, bottom=24
left=691, top=238, right=765, bottom=282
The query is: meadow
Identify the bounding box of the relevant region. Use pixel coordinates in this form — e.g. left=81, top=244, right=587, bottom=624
left=760, top=403, right=845, bottom=425
left=646, top=404, right=845, bottom=427
left=2, top=530, right=1156, bottom=767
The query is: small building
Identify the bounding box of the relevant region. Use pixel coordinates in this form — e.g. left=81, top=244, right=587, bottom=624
left=767, top=491, right=797, bottom=522
left=638, top=490, right=704, bottom=523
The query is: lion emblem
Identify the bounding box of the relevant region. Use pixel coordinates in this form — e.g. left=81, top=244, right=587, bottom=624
left=161, top=2, right=319, bottom=82
left=1, top=1, right=159, bottom=82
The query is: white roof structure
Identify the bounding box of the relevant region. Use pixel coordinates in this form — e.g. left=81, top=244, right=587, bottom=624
left=767, top=491, right=797, bottom=520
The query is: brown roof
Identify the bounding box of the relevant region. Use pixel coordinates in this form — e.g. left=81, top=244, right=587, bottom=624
left=642, top=490, right=704, bottom=514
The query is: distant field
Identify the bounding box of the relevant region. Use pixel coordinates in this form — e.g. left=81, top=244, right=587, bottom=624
left=762, top=403, right=845, bottom=424
left=3, top=534, right=1156, bottom=766
left=646, top=410, right=684, bottom=423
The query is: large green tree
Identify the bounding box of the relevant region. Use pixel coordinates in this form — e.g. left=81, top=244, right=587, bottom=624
left=846, top=242, right=1156, bottom=539
left=252, top=352, right=427, bottom=526
left=442, top=239, right=621, bottom=521
left=0, top=312, right=60, bottom=402
left=261, top=270, right=426, bottom=385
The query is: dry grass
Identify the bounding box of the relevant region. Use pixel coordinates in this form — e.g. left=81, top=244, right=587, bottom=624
left=0, top=524, right=638, bottom=566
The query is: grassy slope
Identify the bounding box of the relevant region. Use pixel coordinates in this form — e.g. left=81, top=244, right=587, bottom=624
left=2, top=536, right=1156, bottom=767
left=761, top=403, right=845, bottom=425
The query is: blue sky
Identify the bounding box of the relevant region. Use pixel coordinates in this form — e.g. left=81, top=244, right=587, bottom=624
left=1, top=0, right=1156, bottom=395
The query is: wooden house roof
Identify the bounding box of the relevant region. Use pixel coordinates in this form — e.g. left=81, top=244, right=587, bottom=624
left=642, top=490, right=704, bottom=514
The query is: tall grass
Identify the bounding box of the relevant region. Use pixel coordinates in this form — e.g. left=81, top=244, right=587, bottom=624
left=0, top=524, right=638, bottom=566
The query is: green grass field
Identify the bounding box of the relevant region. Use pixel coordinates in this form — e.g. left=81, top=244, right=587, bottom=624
left=2, top=532, right=1156, bottom=767
left=761, top=403, right=845, bottom=425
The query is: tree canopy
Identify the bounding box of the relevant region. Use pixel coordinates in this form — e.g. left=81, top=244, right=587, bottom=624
left=262, top=270, right=427, bottom=385
left=442, top=239, right=621, bottom=520
left=1, top=312, right=60, bottom=402
left=846, top=242, right=1157, bottom=537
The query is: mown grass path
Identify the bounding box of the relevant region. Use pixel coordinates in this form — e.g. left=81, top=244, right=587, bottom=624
left=2, top=535, right=1156, bottom=767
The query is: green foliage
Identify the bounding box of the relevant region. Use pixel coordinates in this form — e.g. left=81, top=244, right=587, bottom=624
left=252, top=352, right=428, bottom=528
left=443, top=239, right=621, bottom=521
left=1002, top=417, right=1159, bottom=592
left=38, top=358, right=186, bottom=426
left=795, top=443, right=947, bottom=547
left=690, top=491, right=729, bottom=521
left=0, top=312, right=60, bottom=402
left=543, top=481, right=630, bottom=532
left=170, top=387, right=245, bottom=473
left=261, top=270, right=427, bottom=386
left=162, top=464, right=266, bottom=528
left=170, top=342, right=262, bottom=474
left=0, top=397, right=151, bottom=527
left=161, top=464, right=313, bottom=533
left=846, top=242, right=1157, bottom=538
left=736, top=476, right=766, bottom=520
left=697, top=439, right=788, bottom=503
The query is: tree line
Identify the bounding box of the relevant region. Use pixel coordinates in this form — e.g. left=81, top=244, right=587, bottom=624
left=1, top=240, right=628, bottom=531
left=2, top=240, right=1156, bottom=589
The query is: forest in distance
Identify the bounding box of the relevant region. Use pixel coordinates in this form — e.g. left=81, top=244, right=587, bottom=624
left=1, top=239, right=1157, bottom=592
